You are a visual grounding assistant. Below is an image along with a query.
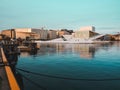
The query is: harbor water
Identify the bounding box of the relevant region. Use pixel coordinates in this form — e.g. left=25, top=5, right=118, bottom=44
left=16, top=42, right=120, bottom=90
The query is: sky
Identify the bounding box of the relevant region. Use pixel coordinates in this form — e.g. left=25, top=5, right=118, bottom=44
left=0, top=0, right=120, bottom=33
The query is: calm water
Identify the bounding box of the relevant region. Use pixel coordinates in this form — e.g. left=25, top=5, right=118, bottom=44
left=16, top=42, right=120, bottom=90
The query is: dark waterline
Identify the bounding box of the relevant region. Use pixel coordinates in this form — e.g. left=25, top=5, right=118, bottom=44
left=16, top=42, right=120, bottom=90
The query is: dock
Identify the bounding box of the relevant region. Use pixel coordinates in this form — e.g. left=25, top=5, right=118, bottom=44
left=0, top=54, right=10, bottom=90
left=0, top=47, right=20, bottom=90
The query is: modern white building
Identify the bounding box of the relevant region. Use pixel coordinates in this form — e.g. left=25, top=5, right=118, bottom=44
left=74, top=26, right=99, bottom=40
left=80, top=26, right=95, bottom=31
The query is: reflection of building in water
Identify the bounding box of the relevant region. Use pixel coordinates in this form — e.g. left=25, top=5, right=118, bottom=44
left=37, top=44, right=58, bottom=55
left=20, top=52, right=30, bottom=57
left=56, top=44, right=65, bottom=53
left=73, top=44, right=95, bottom=59
left=37, top=43, right=65, bottom=55
left=34, top=43, right=115, bottom=59
left=37, top=43, right=95, bottom=59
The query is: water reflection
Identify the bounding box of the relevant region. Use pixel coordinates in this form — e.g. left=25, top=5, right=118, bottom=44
left=77, top=44, right=95, bottom=59
left=21, top=42, right=114, bottom=59
left=16, top=42, right=120, bottom=90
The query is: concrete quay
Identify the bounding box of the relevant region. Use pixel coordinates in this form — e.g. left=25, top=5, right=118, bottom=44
left=0, top=48, right=20, bottom=90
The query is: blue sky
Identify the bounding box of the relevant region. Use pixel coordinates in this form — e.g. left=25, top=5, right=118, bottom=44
left=0, top=0, right=120, bottom=33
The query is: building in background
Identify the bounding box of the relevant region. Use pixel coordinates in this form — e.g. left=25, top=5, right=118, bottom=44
left=58, top=29, right=72, bottom=37
left=31, top=28, right=48, bottom=40
left=15, top=32, right=39, bottom=40
left=15, top=28, right=41, bottom=40
left=48, top=30, right=57, bottom=40
left=80, top=26, right=95, bottom=31
left=14, top=28, right=32, bottom=32
left=1, top=28, right=48, bottom=40
left=1, top=29, right=16, bottom=39
left=74, top=26, right=99, bottom=40
left=1, top=28, right=35, bottom=39
left=2, top=26, right=117, bottom=41
left=1, top=30, right=11, bottom=38
left=112, top=33, right=120, bottom=41
left=15, top=28, right=48, bottom=40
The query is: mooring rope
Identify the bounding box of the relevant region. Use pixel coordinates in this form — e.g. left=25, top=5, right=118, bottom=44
left=17, top=71, right=47, bottom=90
left=16, top=68, right=120, bottom=81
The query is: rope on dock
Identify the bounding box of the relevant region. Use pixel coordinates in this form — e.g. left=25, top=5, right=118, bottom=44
left=17, top=68, right=120, bottom=81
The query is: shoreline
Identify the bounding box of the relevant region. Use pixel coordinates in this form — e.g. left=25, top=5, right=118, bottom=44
left=35, top=40, right=111, bottom=44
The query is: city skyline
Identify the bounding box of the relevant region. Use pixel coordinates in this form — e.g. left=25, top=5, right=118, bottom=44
left=0, top=0, right=120, bottom=34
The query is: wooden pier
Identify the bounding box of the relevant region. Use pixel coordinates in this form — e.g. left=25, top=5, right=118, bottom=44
left=0, top=48, right=20, bottom=90
left=0, top=54, right=10, bottom=90
left=0, top=34, right=38, bottom=90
